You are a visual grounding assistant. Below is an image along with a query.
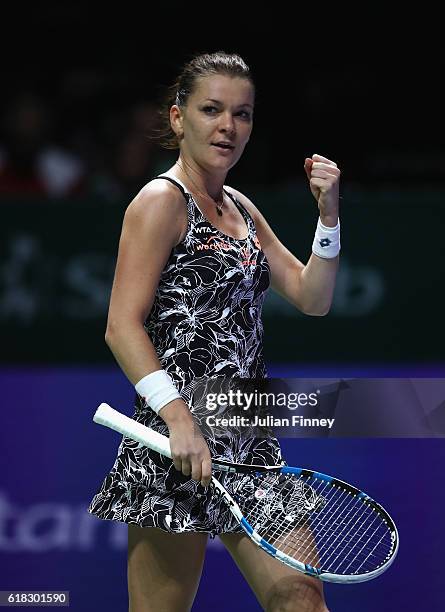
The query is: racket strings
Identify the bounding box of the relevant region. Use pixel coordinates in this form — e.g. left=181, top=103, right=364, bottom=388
left=303, top=486, right=374, bottom=564
left=231, top=472, right=325, bottom=546
left=261, top=477, right=331, bottom=561
left=339, top=529, right=388, bottom=574
left=240, top=473, right=323, bottom=526
left=297, top=484, right=390, bottom=567
left=296, top=483, right=393, bottom=573
left=335, top=513, right=393, bottom=573
left=231, top=473, right=394, bottom=575
left=312, top=495, right=385, bottom=572
left=306, top=497, right=393, bottom=574
left=350, top=531, right=390, bottom=574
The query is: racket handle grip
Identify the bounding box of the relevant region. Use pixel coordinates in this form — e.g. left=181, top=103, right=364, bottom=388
left=93, top=403, right=172, bottom=458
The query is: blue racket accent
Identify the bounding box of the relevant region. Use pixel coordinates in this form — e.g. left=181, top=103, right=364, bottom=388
left=282, top=466, right=303, bottom=476
left=305, top=564, right=321, bottom=577
left=259, top=537, right=277, bottom=555
left=282, top=466, right=333, bottom=484
left=357, top=491, right=370, bottom=500
left=241, top=518, right=277, bottom=555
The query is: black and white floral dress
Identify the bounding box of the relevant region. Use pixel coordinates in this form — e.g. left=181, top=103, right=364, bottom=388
left=88, top=174, right=284, bottom=537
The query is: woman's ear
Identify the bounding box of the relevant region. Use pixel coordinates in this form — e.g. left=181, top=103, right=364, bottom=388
left=170, top=105, right=183, bottom=138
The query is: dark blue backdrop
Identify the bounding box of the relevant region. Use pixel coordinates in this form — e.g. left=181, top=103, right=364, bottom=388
left=1, top=365, right=444, bottom=611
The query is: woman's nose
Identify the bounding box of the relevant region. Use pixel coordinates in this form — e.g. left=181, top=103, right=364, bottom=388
left=219, top=113, right=235, bottom=133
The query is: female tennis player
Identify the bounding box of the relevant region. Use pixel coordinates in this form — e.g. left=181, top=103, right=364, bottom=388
left=88, top=51, right=340, bottom=612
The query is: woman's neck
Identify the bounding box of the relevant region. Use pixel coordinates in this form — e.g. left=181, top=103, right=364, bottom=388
left=173, top=157, right=226, bottom=201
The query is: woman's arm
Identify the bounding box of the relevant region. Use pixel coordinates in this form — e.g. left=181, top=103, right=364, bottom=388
left=226, top=154, right=340, bottom=316
left=105, top=179, right=212, bottom=485
left=104, top=180, right=185, bottom=383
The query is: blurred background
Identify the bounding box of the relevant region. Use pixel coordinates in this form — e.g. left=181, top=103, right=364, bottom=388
left=1, top=6, right=444, bottom=611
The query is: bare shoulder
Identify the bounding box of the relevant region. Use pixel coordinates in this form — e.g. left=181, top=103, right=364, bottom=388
left=127, top=178, right=186, bottom=218
left=124, top=178, right=187, bottom=243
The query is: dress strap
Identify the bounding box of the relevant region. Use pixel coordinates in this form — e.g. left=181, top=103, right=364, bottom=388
left=153, top=175, right=189, bottom=202
left=224, top=189, right=254, bottom=236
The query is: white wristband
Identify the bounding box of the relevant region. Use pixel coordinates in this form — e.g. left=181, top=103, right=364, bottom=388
left=312, top=217, right=340, bottom=259
left=135, top=370, right=181, bottom=414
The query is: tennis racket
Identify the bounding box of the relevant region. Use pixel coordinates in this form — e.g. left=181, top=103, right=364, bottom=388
left=93, top=402, right=399, bottom=583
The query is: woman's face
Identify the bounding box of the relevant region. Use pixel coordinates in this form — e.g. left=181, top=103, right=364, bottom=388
left=173, top=74, right=254, bottom=172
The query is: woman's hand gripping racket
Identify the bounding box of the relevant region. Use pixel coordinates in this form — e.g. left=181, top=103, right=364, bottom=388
left=93, top=403, right=399, bottom=584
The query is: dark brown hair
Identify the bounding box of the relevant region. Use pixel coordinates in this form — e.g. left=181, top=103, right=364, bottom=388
left=155, top=51, right=254, bottom=150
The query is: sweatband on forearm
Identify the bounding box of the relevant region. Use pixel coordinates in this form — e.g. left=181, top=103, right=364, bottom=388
left=135, top=370, right=182, bottom=414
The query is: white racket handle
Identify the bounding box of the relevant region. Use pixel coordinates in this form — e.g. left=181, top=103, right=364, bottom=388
left=93, top=403, right=172, bottom=458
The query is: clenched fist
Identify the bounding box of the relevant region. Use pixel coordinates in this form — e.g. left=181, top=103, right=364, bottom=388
left=304, top=154, right=340, bottom=227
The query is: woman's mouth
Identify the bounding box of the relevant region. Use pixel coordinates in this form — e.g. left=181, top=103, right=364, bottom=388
left=212, top=142, right=235, bottom=154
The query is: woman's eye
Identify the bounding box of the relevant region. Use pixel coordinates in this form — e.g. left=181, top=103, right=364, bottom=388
left=201, top=106, right=251, bottom=120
